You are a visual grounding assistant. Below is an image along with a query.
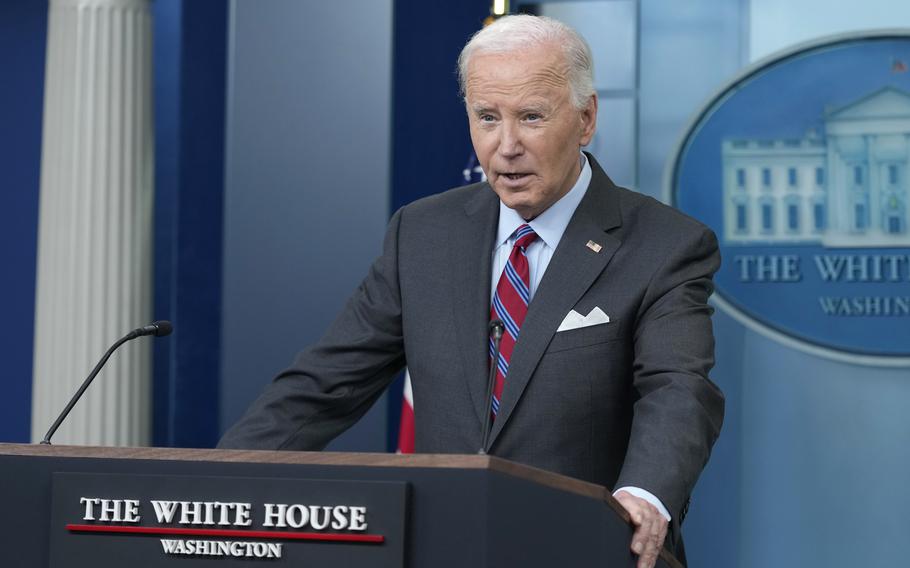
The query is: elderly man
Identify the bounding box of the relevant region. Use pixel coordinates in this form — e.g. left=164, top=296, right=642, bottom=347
left=220, top=14, right=724, bottom=568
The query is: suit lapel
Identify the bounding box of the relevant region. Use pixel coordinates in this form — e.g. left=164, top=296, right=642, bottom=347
left=450, top=185, right=500, bottom=427
left=487, top=159, right=623, bottom=449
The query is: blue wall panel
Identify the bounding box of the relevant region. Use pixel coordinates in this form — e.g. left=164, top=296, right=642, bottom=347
left=152, top=0, right=227, bottom=448
left=390, top=0, right=492, bottom=212
left=0, top=2, right=47, bottom=442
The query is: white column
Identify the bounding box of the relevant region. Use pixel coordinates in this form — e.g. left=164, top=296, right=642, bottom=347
left=31, top=0, right=154, bottom=446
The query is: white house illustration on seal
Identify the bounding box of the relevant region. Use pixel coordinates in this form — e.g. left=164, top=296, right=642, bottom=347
left=722, top=86, right=910, bottom=247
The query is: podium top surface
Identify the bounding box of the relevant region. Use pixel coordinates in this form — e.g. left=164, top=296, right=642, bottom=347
left=0, top=443, right=616, bottom=507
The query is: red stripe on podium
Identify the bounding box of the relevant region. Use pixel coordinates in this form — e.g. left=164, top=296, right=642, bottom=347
left=65, top=524, right=384, bottom=543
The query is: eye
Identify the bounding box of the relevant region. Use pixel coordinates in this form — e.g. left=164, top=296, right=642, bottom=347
left=479, top=114, right=496, bottom=123
left=524, top=113, right=543, bottom=122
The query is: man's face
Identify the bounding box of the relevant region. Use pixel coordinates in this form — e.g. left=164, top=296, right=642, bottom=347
left=465, top=43, right=597, bottom=220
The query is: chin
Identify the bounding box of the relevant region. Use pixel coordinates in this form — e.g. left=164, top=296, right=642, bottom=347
left=505, top=201, right=538, bottom=220
left=497, top=193, right=525, bottom=210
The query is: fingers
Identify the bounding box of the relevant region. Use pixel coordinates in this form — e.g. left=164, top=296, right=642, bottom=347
left=614, top=491, right=669, bottom=568
left=636, top=516, right=665, bottom=568
left=634, top=510, right=666, bottom=568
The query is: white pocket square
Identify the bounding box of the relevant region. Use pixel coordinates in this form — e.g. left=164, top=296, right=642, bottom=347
left=557, top=307, right=610, bottom=332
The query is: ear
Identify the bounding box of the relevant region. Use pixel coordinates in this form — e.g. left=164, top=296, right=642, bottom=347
left=579, top=94, right=598, bottom=146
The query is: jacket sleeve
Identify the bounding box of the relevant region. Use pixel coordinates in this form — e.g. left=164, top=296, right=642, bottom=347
left=614, top=224, right=725, bottom=522
left=218, top=208, right=407, bottom=450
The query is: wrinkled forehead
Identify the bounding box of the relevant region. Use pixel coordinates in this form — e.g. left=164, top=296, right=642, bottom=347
left=464, top=46, right=571, bottom=101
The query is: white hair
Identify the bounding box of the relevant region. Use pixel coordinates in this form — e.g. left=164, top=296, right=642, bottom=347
left=457, top=14, right=595, bottom=110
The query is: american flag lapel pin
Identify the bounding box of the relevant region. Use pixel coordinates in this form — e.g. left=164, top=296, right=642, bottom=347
left=586, top=240, right=602, bottom=253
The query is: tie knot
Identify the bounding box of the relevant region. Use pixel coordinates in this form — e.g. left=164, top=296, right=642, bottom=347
left=512, top=224, right=538, bottom=251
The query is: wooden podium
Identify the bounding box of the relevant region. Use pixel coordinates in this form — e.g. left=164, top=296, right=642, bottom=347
left=0, top=444, right=681, bottom=567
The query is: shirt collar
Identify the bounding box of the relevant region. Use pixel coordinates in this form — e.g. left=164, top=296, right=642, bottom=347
left=496, top=153, right=592, bottom=249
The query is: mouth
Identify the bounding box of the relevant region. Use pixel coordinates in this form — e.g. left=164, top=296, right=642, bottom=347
left=499, top=172, right=532, bottom=182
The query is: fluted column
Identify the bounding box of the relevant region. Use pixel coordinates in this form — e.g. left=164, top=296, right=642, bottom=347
left=31, top=0, right=154, bottom=446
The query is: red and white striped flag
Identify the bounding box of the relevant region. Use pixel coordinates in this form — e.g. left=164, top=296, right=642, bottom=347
left=396, top=370, right=415, bottom=453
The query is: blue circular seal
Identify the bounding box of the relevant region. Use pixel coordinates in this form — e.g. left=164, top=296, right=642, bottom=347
left=669, top=31, right=910, bottom=364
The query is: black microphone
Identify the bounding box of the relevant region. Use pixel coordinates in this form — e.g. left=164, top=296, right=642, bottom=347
left=39, top=320, right=173, bottom=445
left=125, top=320, right=173, bottom=339
left=479, top=319, right=505, bottom=454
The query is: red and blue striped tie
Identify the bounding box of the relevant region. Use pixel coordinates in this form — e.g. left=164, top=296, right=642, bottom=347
left=490, top=224, right=538, bottom=418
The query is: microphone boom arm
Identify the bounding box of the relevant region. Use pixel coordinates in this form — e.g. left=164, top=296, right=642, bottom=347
left=40, top=321, right=172, bottom=445
left=480, top=319, right=505, bottom=454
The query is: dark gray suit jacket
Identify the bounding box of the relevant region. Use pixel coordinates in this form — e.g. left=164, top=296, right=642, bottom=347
left=219, top=155, right=724, bottom=535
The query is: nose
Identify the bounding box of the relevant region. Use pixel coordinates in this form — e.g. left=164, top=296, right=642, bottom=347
left=497, top=120, right=523, bottom=158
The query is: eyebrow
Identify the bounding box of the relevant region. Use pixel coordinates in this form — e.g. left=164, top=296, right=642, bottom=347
left=469, top=102, right=552, bottom=116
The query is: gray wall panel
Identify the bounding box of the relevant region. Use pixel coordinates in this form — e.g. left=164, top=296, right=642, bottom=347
left=639, top=0, right=747, bottom=200
left=220, top=0, right=393, bottom=451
